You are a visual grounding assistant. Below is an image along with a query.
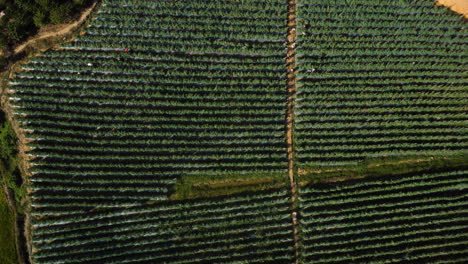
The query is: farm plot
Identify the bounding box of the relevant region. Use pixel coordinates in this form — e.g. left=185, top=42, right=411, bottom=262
left=294, top=0, right=468, bottom=171
left=31, top=188, right=295, bottom=264
left=6, top=0, right=468, bottom=263
left=299, top=169, right=468, bottom=264
left=10, top=0, right=289, bottom=212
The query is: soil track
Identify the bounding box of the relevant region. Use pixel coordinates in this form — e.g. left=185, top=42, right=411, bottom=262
left=285, top=0, right=299, bottom=262
left=13, top=1, right=98, bottom=55
left=286, top=0, right=296, bottom=202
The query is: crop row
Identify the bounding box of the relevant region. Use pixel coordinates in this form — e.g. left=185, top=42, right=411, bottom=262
left=32, top=188, right=294, bottom=264
left=10, top=0, right=290, bottom=210
left=299, top=169, right=468, bottom=263
left=10, top=0, right=468, bottom=263
left=295, top=0, right=468, bottom=168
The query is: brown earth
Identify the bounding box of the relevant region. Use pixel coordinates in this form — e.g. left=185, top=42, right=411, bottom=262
left=286, top=0, right=296, bottom=199
left=298, top=168, right=349, bottom=176
left=436, top=0, right=468, bottom=18
left=286, top=0, right=299, bottom=263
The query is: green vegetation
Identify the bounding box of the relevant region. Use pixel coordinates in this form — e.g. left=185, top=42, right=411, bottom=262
left=295, top=0, right=467, bottom=169
left=0, top=110, right=21, bottom=264
left=0, top=0, right=92, bottom=53
left=0, top=110, right=24, bottom=209
left=32, top=188, right=295, bottom=263
left=299, top=168, right=468, bottom=263
left=169, top=152, right=467, bottom=200
left=295, top=1, right=468, bottom=263
left=299, top=151, right=468, bottom=184
left=5, top=0, right=468, bottom=263
left=11, top=0, right=288, bottom=211
left=0, top=181, right=17, bottom=264
left=170, top=172, right=288, bottom=200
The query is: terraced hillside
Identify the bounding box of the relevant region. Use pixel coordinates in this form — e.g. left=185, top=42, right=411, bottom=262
left=3, top=0, right=468, bottom=263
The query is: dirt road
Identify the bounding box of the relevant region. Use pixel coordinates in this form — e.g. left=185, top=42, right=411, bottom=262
left=13, top=1, right=97, bottom=55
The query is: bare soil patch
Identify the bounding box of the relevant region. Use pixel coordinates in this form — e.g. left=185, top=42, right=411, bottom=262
left=436, top=0, right=468, bottom=18
left=285, top=0, right=299, bottom=262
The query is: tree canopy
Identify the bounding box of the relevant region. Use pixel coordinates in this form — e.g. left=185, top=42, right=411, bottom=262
left=0, top=0, right=90, bottom=53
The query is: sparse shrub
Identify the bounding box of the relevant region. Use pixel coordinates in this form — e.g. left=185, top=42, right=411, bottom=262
left=33, top=10, right=47, bottom=27
left=50, top=2, right=74, bottom=24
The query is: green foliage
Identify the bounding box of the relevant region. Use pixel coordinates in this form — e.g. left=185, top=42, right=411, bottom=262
left=294, top=3, right=468, bottom=261
left=0, top=114, right=17, bottom=169
left=299, top=168, right=468, bottom=263
left=13, top=0, right=288, bottom=211
left=5, top=22, right=21, bottom=42
left=48, top=6, right=62, bottom=25
left=35, top=0, right=50, bottom=8
left=0, top=184, right=17, bottom=264
left=170, top=172, right=288, bottom=200
left=0, top=0, right=92, bottom=51
left=32, top=188, right=295, bottom=263
left=12, top=2, right=292, bottom=261
left=295, top=0, right=467, bottom=170
left=50, top=2, right=74, bottom=24
left=0, top=111, right=24, bottom=208
left=161, top=148, right=468, bottom=205
left=0, top=56, right=6, bottom=69
left=73, top=0, right=86, bottom=5
left=0, top=34, right=7, bottom=50
left=0, top=110, right=21, bottom=264
left=33, top=10, right=47, bottom=28
left=7, top=0, right=468, bottom=262
left=299, top=151, right=468, bottom=185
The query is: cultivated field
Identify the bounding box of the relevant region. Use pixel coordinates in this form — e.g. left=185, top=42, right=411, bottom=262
left=32, top=189, right=295, bottom=263
left=4, top=0, right=468, bottom=263
left=300, top=168, right=468, bottom=263
left=295, top=0, right=467, bottom=170
left=12, top=0, right=289, bottom=208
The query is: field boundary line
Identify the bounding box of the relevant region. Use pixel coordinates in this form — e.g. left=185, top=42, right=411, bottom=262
left=1, top=71, right=33, bottom=264
left=286, top=0, right=299, bottom=263
left=0, top=1, right=100, bottom=262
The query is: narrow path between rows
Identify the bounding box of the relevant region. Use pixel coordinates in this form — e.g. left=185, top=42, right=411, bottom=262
left=285, top=0, right=299, bottom=262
